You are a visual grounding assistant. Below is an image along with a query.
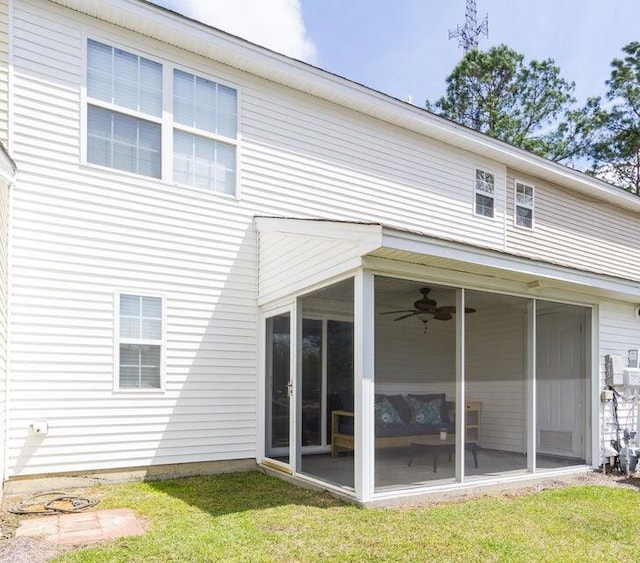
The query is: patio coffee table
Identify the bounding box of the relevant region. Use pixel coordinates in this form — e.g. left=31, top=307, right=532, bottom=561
left=408, top=436, right=478, bottom=473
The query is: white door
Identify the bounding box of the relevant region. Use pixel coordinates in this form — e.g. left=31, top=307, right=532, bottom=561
left=536, top=310, right=586, bottom=458
left=263, top=307, right=296, bottom=471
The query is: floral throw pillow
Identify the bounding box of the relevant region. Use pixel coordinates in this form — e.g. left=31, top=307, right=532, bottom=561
left=410, top=397, right=443, bottom=425
left=374, top=398, right=402, bottom=427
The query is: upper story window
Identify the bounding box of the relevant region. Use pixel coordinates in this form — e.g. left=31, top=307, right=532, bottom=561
left=173, top=70, right=237, bottom=194
left=86, top=40, right=238, bottom=194
left=87, top=40, right=162, bottom=178
left=515, top=182, right=534, bottom=229
left=118, top=293, right=164, bottom=390
left=474, top=169, right=495, bottom=218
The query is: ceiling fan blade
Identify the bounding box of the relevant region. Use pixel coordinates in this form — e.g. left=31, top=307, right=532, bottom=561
left=434, top=306, right=478, bottom=315
left=436, top=305, right=456, bottom=314
left=381, top=309, right=416, bottom=315
left=433, top=312, right=453, bottom=321
left=394, top=312, right=418, bottom=321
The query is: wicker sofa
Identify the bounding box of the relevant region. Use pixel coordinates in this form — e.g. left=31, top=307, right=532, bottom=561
left=330, top=392, right=455, bottom=457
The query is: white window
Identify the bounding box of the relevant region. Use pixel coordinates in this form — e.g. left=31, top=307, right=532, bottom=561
left=86, top=40, right=238, bottom=194
left=515, top=182, right=534, bottom=228
left=87, top=40, right=162, bottom=178
left=117, top=293, right=164, bottom=390
left=173, top=69, right=237, bottom=194
left=474, top=169, right=495, bottom=218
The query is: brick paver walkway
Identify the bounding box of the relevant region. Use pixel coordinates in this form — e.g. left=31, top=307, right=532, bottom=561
left=15, top=508, right=145, bottom=545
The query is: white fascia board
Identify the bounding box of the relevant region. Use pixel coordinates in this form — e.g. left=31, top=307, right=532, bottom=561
left=49, top=1, right=640, bottom=215
left=381, top=228, right=640, bottom=301
left=254, top=217, right=383, bottom=247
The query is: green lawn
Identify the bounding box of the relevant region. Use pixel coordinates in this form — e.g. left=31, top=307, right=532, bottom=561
left=55, top=472, right=640, bottom=562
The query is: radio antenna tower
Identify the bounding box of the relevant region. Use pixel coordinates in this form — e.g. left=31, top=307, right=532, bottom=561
left=449, top=0, right=488, bottom=53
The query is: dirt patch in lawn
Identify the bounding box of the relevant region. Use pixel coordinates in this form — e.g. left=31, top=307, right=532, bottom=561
left=0, top=508, right=68, bottom=562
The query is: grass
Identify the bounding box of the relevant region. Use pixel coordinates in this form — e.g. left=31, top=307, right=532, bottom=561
left=53, top=472, right=640, bottom=562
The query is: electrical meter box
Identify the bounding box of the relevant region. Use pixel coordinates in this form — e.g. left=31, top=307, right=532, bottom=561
left=605, top=354, right=624, bottom=386
left=629, top=349, right=640, bottom=368
left=623, top=368, right=640, bottom=388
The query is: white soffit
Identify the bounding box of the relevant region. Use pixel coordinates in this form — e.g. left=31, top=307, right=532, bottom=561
left=50, top=0, right=640, bottom=215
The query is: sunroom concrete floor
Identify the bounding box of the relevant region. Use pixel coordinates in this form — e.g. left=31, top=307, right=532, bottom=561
left=300, top=447, right=585, bottom=491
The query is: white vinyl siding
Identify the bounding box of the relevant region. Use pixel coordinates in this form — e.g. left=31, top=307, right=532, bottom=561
left=8, top=0, right=256, bottom=477
left=515, top=181, right=534, bottom=229
left=4, top=0, right=640, bottom=479
left=505, top=173, right=640, bottom=281
left=240, top=85, right=507, bottom=249
left=256, top=219, right=381, bottom=306
left=0, top=0, right=9, bottom=144
left=0, top=180, right=9, bottom=487
left=599, top=301, right=640, bottom=457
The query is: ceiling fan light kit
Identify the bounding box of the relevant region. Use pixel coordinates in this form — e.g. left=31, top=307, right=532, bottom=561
left=381, top=287, right=476, bottom=331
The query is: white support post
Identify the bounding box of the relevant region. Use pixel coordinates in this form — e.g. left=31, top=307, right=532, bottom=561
left=526, top=300, right=536, bottom=473
left=293, top=300, right=303, bottom=473
left=321, top=320, right=328, bottom=448
left=256, top=311, right=266, bottom=462
left=354, top=270, right=375, bottom=502
left=455, top=288, right=465, bottom=482
left=590, top=306, right=600, bottom=468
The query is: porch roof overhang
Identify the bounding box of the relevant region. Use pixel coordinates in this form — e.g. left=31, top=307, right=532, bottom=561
left=255, top=217, right=640, bottom=306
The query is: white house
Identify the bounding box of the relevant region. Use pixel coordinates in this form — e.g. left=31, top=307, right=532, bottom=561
left=0, top=0, right=638, bottom=504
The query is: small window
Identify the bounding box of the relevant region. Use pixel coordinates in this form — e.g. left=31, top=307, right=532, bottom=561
left=87, top=40, right=163, bottom=178
left=117, top=294, right=163, bottom=390
left=475, top=169, right=495, bottom=218
left=515, top=182, right=534, bottom=228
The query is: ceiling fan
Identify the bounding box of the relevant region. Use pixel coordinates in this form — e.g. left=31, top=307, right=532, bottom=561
left=381, top=287, right=476, bottom=329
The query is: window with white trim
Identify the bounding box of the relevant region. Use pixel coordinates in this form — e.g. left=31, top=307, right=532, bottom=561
left=87, top=40, right=162, bottom=178
left=118, top=294, right=163, bottom=389
left=86, top=39, right=238, bottom=194
left=515, top=182, right=534, bottom=228
left=474, top=169, right=495, bottom=218
left=173, top=69, right=237, bottom=194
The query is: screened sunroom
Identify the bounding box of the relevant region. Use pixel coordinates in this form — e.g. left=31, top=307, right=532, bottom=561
left=256, top=218, right=601, bottom=503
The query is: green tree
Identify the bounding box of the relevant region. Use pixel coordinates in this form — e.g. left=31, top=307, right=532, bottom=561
left=427, top=45, right=593, bottom=164
left=589, top=42, right=640, bottom=195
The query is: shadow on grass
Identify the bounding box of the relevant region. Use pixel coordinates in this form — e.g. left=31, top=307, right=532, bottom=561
left=144, top=470, right=347, bottom=518
left=617, top=475, right=640, bottom=490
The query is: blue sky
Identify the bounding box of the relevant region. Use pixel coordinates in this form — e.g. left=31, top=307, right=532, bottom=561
left=153, top=0, right=638, bottom=108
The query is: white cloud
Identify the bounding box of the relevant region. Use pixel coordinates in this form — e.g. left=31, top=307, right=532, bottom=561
left=151, top=0, right=316, bottom=63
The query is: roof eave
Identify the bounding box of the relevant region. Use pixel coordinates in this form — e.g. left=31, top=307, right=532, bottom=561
left=49, top=0, right=640, bottom=213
